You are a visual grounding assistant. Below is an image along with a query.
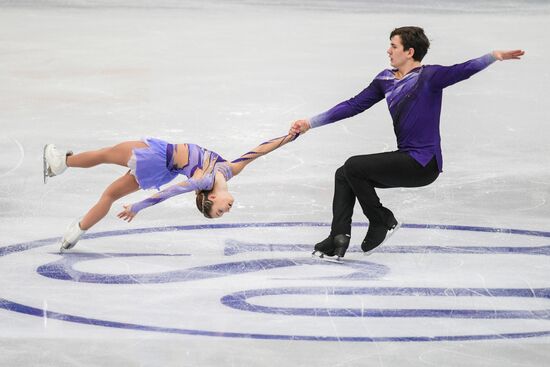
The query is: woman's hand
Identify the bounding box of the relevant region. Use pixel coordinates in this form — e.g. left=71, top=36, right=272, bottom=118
left=492, top=49, right=525, bottom=61
left=289, top=119, right=311, bottom=136
left=117, top=204, right=137, bottom=223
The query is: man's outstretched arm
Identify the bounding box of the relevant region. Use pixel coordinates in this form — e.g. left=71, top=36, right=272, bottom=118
left=429, top=49, right=524, bottom=90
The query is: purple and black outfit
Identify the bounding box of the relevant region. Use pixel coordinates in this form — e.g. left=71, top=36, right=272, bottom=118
left=309, top=53, right=497, bottom=237
left=128, top=138, right=233, bottom=213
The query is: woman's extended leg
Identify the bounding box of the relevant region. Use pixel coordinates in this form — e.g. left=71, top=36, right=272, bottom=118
left=67, top=141, right=148, bottom=168
left=79, top=172, right=141, bottom=230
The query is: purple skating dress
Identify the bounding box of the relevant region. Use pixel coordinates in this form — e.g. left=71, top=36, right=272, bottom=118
left=129, top=137, right=232, bottom=213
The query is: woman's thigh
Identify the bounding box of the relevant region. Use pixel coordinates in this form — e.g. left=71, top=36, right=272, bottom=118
left=102, top=171, right=141, bottom=200
left=108, top=141, right=149, bottom=166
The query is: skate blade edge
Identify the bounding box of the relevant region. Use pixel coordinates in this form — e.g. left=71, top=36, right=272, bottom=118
left=311, top=251, right=344, bottom=264
left=43, top=144, right=48, bottom=184
left=59, top=241, right=73, bottom=253
left=362, top=221, right=403, bottom=256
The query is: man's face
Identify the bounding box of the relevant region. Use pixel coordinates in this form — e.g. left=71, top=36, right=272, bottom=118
left=387, top=35, right=410, bottom=68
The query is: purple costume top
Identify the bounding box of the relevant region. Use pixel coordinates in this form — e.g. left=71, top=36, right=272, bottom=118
left=128, top=133, right=298, bottom=215
left=130, top=139, right=233, bottom=213
left=309, top=53, right=497, bottom=172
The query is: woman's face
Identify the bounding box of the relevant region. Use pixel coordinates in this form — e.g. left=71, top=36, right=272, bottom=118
left=208, top=192, right=234, bottom=218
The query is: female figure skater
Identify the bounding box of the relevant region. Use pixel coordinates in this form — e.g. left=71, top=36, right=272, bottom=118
left=43, top=133, right=297, bottom=251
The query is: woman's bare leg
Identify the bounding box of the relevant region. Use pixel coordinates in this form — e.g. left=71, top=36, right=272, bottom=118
left=80, top=172, right=141, bottom=230
left=67, top=141, right=148, bottom=168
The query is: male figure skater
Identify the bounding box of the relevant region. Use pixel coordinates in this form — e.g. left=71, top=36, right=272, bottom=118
left=289, top=26, right=524, bottom=261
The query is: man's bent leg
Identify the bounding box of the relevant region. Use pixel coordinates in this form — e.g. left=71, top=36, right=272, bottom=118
left=344, top=152, right=439, bottom=252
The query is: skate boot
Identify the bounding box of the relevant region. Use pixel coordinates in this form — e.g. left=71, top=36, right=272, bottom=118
left=312, top=234, right=350, bottom=263
left=60, top=220, right=86, bottom=252
left=43, top=144, right=72, bottom=183
left=362, top=214, right=400, bottom=256
left=312, top=235, right=335, bottom=257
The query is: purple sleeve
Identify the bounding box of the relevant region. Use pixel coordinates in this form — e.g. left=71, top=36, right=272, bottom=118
left=427, top=53, right=497, bottom=90
left=309, top=79, right=385, bottom=128
left=130, top=175, right=214, bottom=213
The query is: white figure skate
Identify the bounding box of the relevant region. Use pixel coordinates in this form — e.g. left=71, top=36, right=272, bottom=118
left=60, top=219, right=86, bottom=253
left=43, top=144, right=72, bottom=183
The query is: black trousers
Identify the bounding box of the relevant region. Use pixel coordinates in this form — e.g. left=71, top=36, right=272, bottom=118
left=330, top=151, right=440, bottom=236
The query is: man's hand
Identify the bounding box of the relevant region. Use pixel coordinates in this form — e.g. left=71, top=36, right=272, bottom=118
left=289, top=119, right=311, bottom=136
left=492, top=49, right=525, bottom=61
left=117, top=204, right=137, bottom=223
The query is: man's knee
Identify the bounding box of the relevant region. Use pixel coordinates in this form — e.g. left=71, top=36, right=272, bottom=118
left=343, top=156, right=366, bottom=178
left=334, top=166, right=346, bottom=181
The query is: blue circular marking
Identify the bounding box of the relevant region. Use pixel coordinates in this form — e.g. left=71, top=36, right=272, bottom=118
left=221, top=287, right=550, bottom=319
left=1, top=221, right=550, bottom=342
left=36, top=254, right=389, bottom=284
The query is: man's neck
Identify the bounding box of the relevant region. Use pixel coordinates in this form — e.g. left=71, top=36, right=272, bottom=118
left=395, top=61, right=422, bottom=79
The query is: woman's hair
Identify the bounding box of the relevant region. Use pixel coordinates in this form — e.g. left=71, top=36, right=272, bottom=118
left=390, top=26, right=430, bottom=62
left=196, top=189, right=214, bottom=218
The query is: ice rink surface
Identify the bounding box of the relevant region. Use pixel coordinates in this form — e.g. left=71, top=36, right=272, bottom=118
left=1, top=1, right=549, bottom=366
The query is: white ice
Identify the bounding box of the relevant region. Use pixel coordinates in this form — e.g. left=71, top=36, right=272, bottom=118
left=1, top=1, right=549, bottom=366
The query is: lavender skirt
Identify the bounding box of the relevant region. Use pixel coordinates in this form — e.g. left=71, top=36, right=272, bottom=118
left=128, top=138, right=179, bottom=190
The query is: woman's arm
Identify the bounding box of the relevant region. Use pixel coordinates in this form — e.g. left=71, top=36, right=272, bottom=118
left=229, top=133, right=298, bottom=176
left=117, top=175, right=214, bottom=222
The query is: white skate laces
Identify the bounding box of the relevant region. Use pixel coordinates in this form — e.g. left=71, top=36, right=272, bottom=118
left=43, top=144, right=72, bottom=182
left=60, top=219, right=86, bottom=252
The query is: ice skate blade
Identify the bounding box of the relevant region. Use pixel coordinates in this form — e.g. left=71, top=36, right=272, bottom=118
left=390, top=221, right=402, bottom=236
left=382, top=221, right=402, bottom=246
left=43, top=144, right=70, bottom=180
left=59, top=241, right=75, bottom=253
left=311, top=251, right=344, bottom=264
left=59, top=245, right=73, bottom=253
left=43, top=144, right=48, bottom=184
left=362, top=221, right=402, bottom=256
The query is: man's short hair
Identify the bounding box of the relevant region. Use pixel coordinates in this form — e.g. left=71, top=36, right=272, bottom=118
left=390, top=26, right=430, bottom=62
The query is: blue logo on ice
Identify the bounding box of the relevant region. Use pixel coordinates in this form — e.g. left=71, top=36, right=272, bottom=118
left=1, top=222, right=549, bottom=342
